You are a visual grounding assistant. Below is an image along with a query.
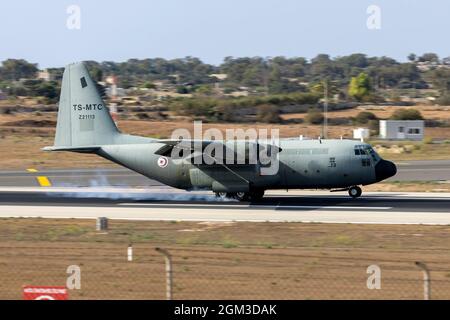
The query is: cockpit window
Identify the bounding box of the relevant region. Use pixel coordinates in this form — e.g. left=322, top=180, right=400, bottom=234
left=365, top=146, right=379, bottom=162
left=354, top=145, right=380, bottom=162
left=354, top=145, right=364, bottom=156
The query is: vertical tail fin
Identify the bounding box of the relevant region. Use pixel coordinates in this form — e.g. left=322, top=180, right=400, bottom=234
left=54, top=62, right=119, bottom=147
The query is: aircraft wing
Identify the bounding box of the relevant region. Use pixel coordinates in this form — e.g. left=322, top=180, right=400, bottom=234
left=154, top=139, right=281, bottom=163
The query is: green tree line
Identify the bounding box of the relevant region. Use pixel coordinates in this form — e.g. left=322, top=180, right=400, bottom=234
left=1, top=53, right=450, bottom=103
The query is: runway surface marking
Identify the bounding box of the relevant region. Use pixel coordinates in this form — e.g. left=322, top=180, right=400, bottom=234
left=36, top=176, right=52, bottom=187
left=118, top=203, right=393, bottom=210
left=0, top=205, right=448, bottom=225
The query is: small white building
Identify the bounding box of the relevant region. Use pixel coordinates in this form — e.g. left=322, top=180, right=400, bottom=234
left=353, top=128, right=370, bottom=141
left=379, top=120, right=424, bottom=141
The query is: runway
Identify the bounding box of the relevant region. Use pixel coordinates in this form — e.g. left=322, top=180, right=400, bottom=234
left=393, top=160, right=450, bottom=181
left=0, top=159, right=449, bottom=187
left=0, top=187, right=449, bottom=225
left=0, top=159, right=448, bottom=225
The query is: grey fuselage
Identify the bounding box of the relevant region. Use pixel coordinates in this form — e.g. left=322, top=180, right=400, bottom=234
left=96, top=138, right=392, bottom=193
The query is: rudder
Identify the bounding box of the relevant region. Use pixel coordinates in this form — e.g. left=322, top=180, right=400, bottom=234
left=55, top=62, right=119, bottom=147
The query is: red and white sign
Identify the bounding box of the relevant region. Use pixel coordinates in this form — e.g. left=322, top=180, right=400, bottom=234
left=23, top=286, right=68, bottom=300
left=157, top=156, right=169, bottom=168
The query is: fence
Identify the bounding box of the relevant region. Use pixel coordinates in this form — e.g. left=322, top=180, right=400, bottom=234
left=1, top=243, right=450, bottom=300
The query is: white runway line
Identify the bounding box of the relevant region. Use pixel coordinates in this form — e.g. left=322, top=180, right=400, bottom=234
left=118, top=203, right=392, bottom=210
left=118, top=203, right=249, bottom=207
left=275, top=205, right=392, bottom=210
left=0, top=205, right=448, bottom=225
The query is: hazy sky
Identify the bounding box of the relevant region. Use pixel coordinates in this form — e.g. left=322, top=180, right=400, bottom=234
left=0, top=0, right=449, bottom=68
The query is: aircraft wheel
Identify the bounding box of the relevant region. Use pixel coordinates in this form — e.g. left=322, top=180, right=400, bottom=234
left=215, top=192, right=228, bottom=199
left=348, top=186, right=362, bottom=198
left=234, top=192, right=250, bottom=201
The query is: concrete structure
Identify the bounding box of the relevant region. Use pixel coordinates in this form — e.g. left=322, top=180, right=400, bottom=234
left=36, top=69, right=54, bottom=81
left=353, top=128, right=370, bottom=141
left=379, top=120, right=424, bottom=140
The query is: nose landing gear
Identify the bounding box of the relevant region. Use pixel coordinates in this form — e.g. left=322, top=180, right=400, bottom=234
left=348, top=186, right=362, bottom=198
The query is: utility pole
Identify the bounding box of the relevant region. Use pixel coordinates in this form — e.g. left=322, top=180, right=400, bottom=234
left=323, top=79, right=328, bottom=139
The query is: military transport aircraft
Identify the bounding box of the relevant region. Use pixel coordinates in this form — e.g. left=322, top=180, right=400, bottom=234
left=43, top=62, right=397, bottom=201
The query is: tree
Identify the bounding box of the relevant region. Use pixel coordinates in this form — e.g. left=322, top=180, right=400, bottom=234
left=305, top=108, right=324, bottom=124
left=390, top=109, right=423, bottom=120
left=418, top=53, right=439, bottom=64
left=428, top=68, right=450, bottom=92
left=310, top=54, right=342, bottom=81
left=176, top=86, right=190, bottom=94
left=256, top=104, right=281, bottom=123
left=309, top=80, right=339, bottom=99
left=142, top=82, right=156, bottom=89
left=335, top=54, right=368, bottom=69
left=355, top=111, right=377, bottom=124
left=194, top=84, right=214, bottom=96
left=407, top=53, right=417, bottom=62
left=267, top=66, right=305, bottom=94
left=0, top=59, right=38, bottom=81
left=91, top=68, right=103, bottom=82
left=348, top=72, right=371, bottom=101
left=36, top=81, right=59, bottom=100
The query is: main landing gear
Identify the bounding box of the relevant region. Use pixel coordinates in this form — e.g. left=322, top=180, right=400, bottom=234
left=215, top=190, right=265, bottom=202
left=348, top=186, right=362, bottom=199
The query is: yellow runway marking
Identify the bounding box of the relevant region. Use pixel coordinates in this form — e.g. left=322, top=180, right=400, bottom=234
left=36, top=176, right=52, bottom=187
left=26, top=168, right=38, bottom=173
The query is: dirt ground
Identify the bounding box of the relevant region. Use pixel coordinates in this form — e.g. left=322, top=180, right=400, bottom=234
left=281, top=105, right=450, bottom=122
left=1, top=218, right=450, bottom=300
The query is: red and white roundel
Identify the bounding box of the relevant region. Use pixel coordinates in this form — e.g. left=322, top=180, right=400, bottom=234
left=157, top=156, right=169, bottom=168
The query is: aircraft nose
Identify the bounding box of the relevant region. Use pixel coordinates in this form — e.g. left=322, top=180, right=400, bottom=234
left=375, top=160, right=397, bottom=182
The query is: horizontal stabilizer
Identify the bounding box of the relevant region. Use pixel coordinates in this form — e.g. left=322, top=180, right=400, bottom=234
left=42, top=146, right=100, bottom=153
